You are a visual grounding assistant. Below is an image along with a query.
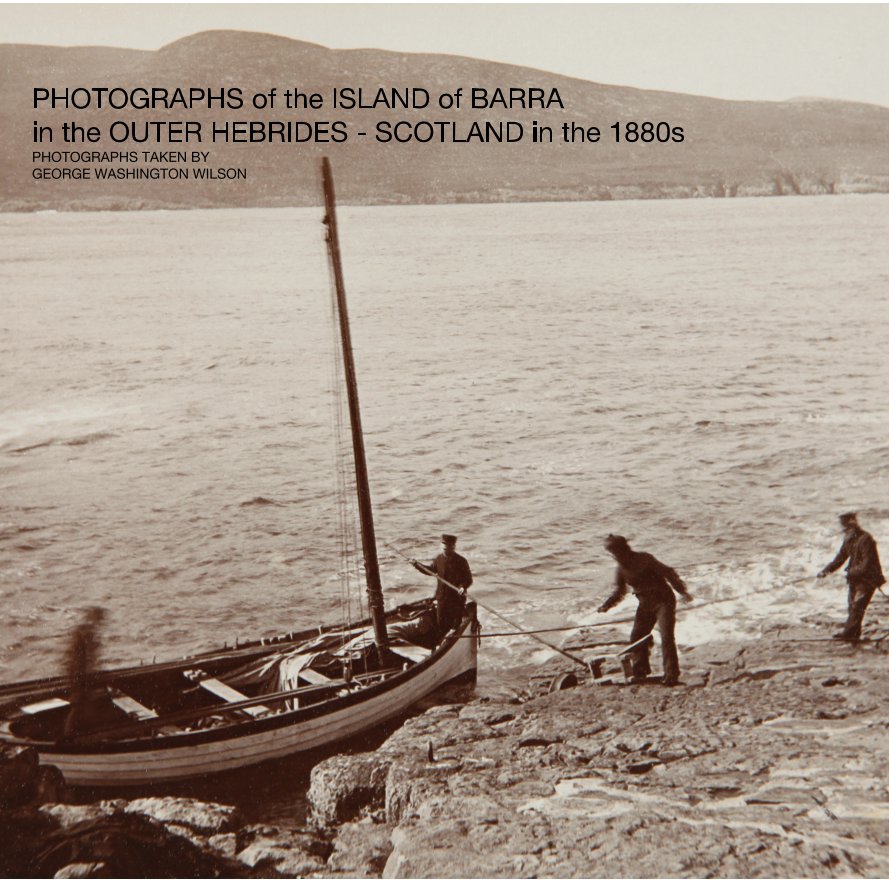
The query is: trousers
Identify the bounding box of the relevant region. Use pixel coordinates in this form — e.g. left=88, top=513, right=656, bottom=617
left=629, top=597, right=679, bottom=684
left=839, top=582, right=878, bottom=642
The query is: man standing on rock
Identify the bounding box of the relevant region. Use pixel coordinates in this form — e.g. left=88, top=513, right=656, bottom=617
left=412, top=534, right=473, bottom=640
left=598, top=534, right=693, bottom=686
left=817, top=512, right=885, bottom=643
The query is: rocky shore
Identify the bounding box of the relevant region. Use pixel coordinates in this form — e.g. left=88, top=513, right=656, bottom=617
left=3, top=617, right=888, bottom=877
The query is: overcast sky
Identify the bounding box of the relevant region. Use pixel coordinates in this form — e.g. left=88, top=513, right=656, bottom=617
left=3, top=3, right=889, bottom=108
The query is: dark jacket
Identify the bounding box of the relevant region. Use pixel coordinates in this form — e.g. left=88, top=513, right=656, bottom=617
left=65, top=623, right=100, bottom=696
left=600, top=549, right=690, bottom=612
left=416, top=551, right=473, bottom=594
left=414, top=551, right=473, bottom=633
left=821, top=527, right=885, bottom=588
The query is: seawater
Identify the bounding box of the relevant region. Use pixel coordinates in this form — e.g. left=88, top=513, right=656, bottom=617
left=2, top=195, right=888, bottom=751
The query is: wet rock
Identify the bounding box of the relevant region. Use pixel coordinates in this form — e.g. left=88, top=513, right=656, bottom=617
left=626, top=760, right=659, bottom=774
left=41, top=803, right=118, bottom=828
left=207, top=831, right=239, bottom=859
left=456, top=704, right=514, bottom=726
left=516, top=720, right=563, bottom=748
left=324, top=816, right=392, bottom=877
left=655, top=749, right=688, bottom=762
left=308, top=753, right=389, bottom=826
left=745, top=785, right=827, bottom=805
left=384, top=756, right=454, bottom=825
left=123, top=795, right=240, bottom=834
left=235, top=825, right=331, bottom=877
left=26, top=810, right=248, bottom=878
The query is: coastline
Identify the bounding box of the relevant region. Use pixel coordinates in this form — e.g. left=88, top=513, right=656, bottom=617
left=4, top=612, right=887, bottom=877
left=4, top=174, right=889, bottom=214
left=312, top=614, right=889, bottom=877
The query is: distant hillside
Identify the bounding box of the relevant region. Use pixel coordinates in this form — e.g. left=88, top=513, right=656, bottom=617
left=3, top=29, right=889, bottom=210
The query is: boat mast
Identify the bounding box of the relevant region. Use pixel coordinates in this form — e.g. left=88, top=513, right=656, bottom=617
left=321, top=157, right=389, bottom=650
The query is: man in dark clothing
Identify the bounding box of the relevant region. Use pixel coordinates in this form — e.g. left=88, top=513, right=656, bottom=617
left=412, top=534, right=473, bottom=640
left=63, top=606, right=105, bottom=738
left=598, top=534, right=693, bottom=686
left=817, top=512, right=885, bottom=643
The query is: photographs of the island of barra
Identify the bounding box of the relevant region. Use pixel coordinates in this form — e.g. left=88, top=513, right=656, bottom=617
left=2, top=7, right=889, bottom=879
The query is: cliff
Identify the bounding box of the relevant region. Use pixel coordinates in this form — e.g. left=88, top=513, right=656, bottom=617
left=4, top=29, right=889, bottom=210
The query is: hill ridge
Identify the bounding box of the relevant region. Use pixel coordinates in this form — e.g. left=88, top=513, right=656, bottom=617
left=4, top=29, right=888, bottom=210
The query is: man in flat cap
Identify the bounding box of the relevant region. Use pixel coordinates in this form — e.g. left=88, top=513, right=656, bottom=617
left=413, top=534, right=473, bottom=640
left=817, top=512, right=885, bottom=643
left=598, top=534, right=692, bottom=686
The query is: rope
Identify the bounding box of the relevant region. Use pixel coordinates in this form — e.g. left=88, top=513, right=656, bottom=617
left=385, top=537, right=889, bottom=677
left=383, top=541, right=592, bottom=670
left=386, top=538, right=823, bottom=643
left=324, top=227, right=365, bottom=657
left=462, top=577, right=815, bottom=639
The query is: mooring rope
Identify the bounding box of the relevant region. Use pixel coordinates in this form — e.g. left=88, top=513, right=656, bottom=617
left=465, top=575, right=818, bottom=638
left=384, top=539, right=827, bottom=645
left=383, top=540, right=592, bottom=668
left=382, top=539, right=887, bottom=683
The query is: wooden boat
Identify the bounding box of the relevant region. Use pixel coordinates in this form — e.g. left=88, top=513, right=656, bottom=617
left=0, top=159, right=479, bottom=787
left=0, top=600, right=477, bottom=786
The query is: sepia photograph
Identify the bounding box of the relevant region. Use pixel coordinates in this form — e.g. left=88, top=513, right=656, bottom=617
left=1, top=2, right=888, bottom=876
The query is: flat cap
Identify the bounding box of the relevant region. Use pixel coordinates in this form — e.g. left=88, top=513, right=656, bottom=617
left=604, top=534, right=630, bottom=552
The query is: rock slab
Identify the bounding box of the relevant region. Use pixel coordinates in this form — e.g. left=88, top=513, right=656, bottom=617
left=309, top=621, right=889, bottom=878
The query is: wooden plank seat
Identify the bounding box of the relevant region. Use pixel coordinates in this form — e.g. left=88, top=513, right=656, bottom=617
left=297, top=666, right=369, bottom=700
left=21, top=697, right=70, bottom=715
left=389, top=642, right=432, bottom=665
left=298, top=668, right=334, bottom=686
left=111, top=691, right=180, bottom=735
left=111, top=692, right=160, bottom=721
left=198, top=678, right=271, bottom=718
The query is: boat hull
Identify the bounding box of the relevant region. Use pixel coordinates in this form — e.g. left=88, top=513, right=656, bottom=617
left=1, top=612, right=478, bottom=787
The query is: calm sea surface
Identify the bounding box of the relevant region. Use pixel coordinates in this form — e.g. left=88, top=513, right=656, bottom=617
left=2, top=195, right=888, bottom=813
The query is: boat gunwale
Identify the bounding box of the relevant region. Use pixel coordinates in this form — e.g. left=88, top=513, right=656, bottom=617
left=0, top=604, right=479, bottom=755
left=0, top=601, right=434, bottom=704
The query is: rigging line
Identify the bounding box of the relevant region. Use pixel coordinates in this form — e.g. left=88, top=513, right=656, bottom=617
left=468, top=623, right=626, bottom=635
left=325, top=241, right=364, bottom=648
left=329, top=290, right=349, bottom=642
